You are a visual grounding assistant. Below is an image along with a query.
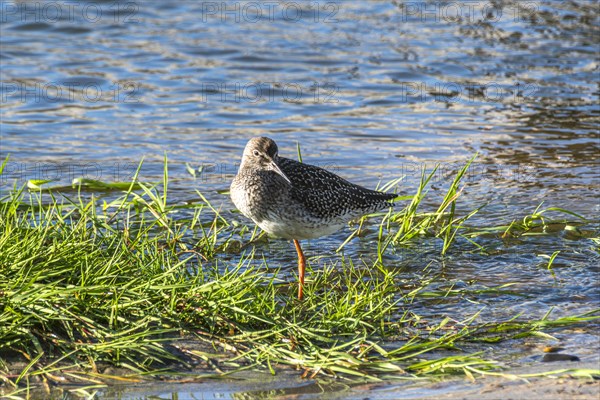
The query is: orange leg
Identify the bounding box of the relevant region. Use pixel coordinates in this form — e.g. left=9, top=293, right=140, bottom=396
left=293, top=239, right=306, bottom=300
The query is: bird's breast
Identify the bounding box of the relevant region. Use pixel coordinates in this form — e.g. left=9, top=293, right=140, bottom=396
left=230, top=169, right=288, bottom=221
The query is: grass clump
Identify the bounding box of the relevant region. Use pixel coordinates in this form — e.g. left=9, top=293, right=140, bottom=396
left=0, top=156, right=598, bottom=394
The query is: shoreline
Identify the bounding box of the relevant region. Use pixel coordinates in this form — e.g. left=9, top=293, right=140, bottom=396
left=2, top=356, right=598, bottom=399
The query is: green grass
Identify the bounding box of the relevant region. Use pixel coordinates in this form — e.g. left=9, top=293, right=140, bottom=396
left=0, top=156, right=598, bottom=395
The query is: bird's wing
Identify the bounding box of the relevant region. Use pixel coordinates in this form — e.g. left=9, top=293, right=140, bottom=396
left=277, top=157, right=395, bottom=219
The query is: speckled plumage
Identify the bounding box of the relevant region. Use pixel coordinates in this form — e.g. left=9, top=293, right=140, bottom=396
left=230, top=137, right=395, bottom=240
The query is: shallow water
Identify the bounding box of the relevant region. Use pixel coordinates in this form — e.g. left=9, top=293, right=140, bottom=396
left=1, top=0, right=598, bottom=398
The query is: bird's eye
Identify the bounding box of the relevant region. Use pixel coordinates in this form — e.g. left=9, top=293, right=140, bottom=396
left=253, top=150, right=260, bottom=157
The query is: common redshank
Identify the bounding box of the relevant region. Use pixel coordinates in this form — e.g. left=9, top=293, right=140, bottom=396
left=230, top=137, right=395, bottom=300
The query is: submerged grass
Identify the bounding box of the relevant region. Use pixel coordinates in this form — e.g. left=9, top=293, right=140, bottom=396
left=0, top=156, right=598, bottom=394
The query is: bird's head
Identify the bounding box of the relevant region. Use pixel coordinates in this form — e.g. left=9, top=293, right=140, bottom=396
left=241, top=137, right=291, bottom=184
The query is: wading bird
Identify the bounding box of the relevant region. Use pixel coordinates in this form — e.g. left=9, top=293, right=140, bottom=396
left=230, top=137, right=395, bottom=300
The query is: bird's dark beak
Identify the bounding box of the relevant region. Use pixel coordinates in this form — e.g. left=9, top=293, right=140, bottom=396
left=269, top=158, right=291, bottom=184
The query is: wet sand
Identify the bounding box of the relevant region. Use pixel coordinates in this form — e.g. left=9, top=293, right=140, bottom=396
left=336, top=360, right=600, bottom=400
